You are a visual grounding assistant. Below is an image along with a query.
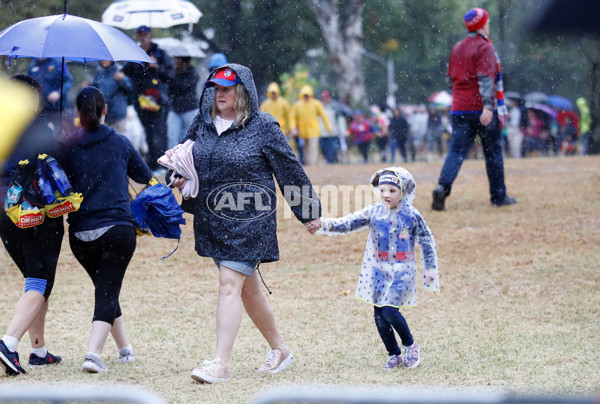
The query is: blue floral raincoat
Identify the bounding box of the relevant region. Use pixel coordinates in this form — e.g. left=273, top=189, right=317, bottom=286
left=319, top=167, right=439, bottom=308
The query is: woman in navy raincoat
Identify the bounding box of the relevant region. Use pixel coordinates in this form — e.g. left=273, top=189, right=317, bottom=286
left=170, top=64, right=321, bottom=383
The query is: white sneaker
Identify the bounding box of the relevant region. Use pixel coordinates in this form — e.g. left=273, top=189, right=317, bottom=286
left=117, top=347, right=135, bottom=364
left=258, top=348, right=294, bottom=374
left=82, top=354, right=107, bottom=373
left=191, top=358, right=229, bottom=383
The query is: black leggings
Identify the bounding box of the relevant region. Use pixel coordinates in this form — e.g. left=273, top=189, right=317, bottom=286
left=0, top=214, right=64, bottom=300
left=69, top=225, right=136, bottom=325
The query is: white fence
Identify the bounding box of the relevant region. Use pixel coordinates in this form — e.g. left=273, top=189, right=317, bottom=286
left=251, top=386, right=598, bottom=404
left=0, top=384, right=165, bottom=404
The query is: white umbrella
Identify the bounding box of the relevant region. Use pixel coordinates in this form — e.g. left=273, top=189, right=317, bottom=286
left=428, top=90, right=452, bottom=108
left=102, top=0, right=202, bottom=30
left=152, top=37, right=205, bottom=58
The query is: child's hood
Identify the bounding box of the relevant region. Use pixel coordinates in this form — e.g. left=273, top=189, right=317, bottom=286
left=370, top=166, right=416, bottom=207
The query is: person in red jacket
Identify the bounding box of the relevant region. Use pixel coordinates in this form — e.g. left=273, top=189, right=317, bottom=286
left=432, top=8, right=516, bottom=211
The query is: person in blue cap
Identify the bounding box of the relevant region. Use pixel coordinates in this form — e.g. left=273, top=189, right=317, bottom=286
left=207, top=52, right=228, bottom=73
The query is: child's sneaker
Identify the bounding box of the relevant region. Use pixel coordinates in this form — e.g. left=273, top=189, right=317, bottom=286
left=382, top=354, right=402, bottom=370
left=117, top=347, right=135, bottom=364
left=0, top=340, right=27, bottom=376
left=29, top=351, right=62, bottom=367
left=81, top=354, right=107, bottom=373
left=257, top=348, right=294, bottom=374
left=404, top=342, right=420, bottom=369
left=191, top=358, right=229, bottom=383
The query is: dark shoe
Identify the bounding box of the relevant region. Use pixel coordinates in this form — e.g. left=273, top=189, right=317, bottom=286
left=29, top=351, right=62, bottom=367
left=0, top=340, right=27, bottom=376
left=431, top=185, right=447, bottom=211
left=492, top=196, right=517, bottom=207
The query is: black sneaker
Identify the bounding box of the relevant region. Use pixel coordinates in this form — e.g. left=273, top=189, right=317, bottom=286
left=0, top=340, right=27, bottom=376
left=492, top=196, right=517, bottom=207
left=432, top=185, right=447, bottom=211
left=29, top=351, right=62, bottom=367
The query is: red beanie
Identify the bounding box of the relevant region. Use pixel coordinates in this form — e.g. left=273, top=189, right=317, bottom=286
left=464, top=8, right=489, bottom=32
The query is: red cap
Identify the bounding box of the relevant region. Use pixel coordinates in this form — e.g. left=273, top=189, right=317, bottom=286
left=205, top=67, right=240, bottom=87
left=464, top=8, right=488, bottom=32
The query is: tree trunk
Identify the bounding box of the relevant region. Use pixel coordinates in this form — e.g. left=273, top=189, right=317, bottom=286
left=307, top=0, right=366, bottom=107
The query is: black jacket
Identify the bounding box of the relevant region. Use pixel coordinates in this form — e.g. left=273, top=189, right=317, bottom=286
left=182, top=64, right=321, bottom=262
left=122, top=42, right=174, bottom=106
left=62, top=125, right=151, bottom=232
left=167, top=65, right=200, bottom=114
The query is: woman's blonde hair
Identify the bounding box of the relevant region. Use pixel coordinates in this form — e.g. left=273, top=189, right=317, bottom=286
left=210, top=84, right=251, bottom=128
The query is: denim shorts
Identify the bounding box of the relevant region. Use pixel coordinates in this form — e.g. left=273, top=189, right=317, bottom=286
left=213, top=259, right=259, bottom=277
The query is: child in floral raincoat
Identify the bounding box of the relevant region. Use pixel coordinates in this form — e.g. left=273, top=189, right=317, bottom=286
left=312, top=167, right=439, bottom=369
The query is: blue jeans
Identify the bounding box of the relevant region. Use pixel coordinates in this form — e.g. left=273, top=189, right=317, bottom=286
left=319, top=137, right=340, bottom=163
left=374, top=306, right=414, bottom=356
left=438, top=113, right=507, bottom=204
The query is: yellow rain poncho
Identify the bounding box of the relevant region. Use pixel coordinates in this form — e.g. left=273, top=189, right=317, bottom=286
left=289, top=85, right=331, bottom=139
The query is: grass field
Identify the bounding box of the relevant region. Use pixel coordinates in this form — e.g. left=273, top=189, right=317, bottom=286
left=1, top=156, right=599, bottom=403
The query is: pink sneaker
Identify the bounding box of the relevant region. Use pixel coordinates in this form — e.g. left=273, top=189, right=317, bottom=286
left=258, top=348, right=294, bottom=374
left=191, top=358, right=229, bottom=383
left=382, top=354, right=402, bottom=370
left=404, top=342, right=420, bottom=369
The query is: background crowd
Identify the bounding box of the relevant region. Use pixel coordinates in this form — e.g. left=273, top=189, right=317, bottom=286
left=26, top=55, right=593, bottom=171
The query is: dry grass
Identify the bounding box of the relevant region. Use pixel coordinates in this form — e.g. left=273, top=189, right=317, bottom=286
left=1, top=156, right=599, bottom=403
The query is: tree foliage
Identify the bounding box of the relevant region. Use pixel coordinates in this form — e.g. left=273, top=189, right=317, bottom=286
left=0, top=0, right=596, bottom=110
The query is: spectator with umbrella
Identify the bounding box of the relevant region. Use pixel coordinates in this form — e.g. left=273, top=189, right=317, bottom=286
left=27, top=58, right=73, bottom=135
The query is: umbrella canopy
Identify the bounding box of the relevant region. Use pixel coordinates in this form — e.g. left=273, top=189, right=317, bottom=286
left=131, top=183, right=186, bottom=240
left=102, top=0, right=202, bottom=30
left=0, top=14, right=153, bottom=64
left=524, top=91, right=549, bottom=104
left=530, top=103, right=557, bottom=119
left=152, top=37, right=205, bottom=58
left=557, top=110, right=580, bottom=132
left=546, top=95, right=574, bottom=111
left=428, top=90, right=452, bottom=108
left=504, top=91, right=522, bottom=100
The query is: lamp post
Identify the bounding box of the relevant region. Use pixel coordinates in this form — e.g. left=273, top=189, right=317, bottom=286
left=361, top=48, right=397, bottom=109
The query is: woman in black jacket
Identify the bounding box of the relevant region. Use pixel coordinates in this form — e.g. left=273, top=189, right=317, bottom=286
left=62, top=86, right=152, bottom=373
left=170, top=64, right=321, bottom=383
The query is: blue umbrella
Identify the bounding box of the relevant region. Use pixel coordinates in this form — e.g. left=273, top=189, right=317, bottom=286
left=131, top=184, right=186, bottom=240
left=546, top=95, right=574, bottom=111
left=0, top=12, right=154, bottom=123
left=0, top=14, right=153, bottom=64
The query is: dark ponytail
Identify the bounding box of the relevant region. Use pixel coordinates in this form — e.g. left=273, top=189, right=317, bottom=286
left=76, top=86, right=105, bottom=131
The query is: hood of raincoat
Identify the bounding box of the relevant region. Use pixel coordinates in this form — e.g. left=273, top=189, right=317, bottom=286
left=181, top=63, right=321, bottom=263
left=267, top=82, right=281, bottom=97
left=576, top=97, right=587, bottom=107
left=370, top=166, right=416, bottom=207
left=199, top=63, right=259, bottom=124
left=299, top=85, right=314, bottom=99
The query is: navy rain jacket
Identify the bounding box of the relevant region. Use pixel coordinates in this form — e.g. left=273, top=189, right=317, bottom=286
left=62, top=124, right=151, bottom=233
left=181, top=63, right=321, bottom=262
